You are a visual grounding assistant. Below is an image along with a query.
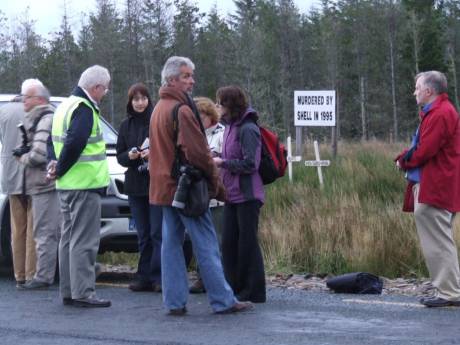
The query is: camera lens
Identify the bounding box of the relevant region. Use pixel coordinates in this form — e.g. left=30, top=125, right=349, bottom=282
left=172, top=171, right=192, bottom=209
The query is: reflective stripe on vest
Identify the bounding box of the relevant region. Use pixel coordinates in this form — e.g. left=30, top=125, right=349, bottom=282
left=52, top=95, right=109, bottom=190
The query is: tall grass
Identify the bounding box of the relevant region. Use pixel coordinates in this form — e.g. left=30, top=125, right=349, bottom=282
left=260, top=140, right=458, bottom=278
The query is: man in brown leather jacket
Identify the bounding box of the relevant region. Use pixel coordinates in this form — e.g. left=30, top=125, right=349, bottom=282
left=149, top=56, right=252, bottom=315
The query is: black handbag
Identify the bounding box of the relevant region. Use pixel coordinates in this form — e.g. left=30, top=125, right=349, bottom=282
left=326, top=272, right=383, bottom=294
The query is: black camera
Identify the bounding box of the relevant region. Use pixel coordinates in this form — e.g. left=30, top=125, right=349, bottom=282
left=12, top=123, right=30, bottom=157
left=172, top=165, right=203, bottom=209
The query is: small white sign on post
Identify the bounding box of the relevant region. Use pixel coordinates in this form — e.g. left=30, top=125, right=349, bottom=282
left=294, top=90, right=336, bottom=127
left=286, top=136, right=302, bottom=183
left=304, top=141, right=330, bottom=188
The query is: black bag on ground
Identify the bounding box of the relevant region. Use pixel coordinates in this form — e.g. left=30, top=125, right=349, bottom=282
left=326, top=272, right=383, bottom=294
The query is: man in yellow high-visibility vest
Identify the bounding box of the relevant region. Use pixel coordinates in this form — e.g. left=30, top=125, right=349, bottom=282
left=48, top=65, right=111, bottom=308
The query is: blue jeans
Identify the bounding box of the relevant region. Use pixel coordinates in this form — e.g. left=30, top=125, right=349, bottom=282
left=161, top=207, right=236, bottom=312
left=129, top=196, right=162, bottom=284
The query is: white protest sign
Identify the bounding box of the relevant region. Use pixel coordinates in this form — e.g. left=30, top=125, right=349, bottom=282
left=294, top=90, right=336, bottom=127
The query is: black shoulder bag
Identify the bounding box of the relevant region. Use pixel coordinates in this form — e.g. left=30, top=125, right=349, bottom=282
left=171, top=97, right=209, bottom=218
left=326, top=272, right=383, bottom=294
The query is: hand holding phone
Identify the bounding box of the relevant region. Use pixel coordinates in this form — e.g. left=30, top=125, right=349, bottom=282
left=128, top=147, right=140, bottom=160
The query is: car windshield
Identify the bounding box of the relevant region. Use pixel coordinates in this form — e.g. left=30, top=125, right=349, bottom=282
left=99, top=119, right=118, bottom=145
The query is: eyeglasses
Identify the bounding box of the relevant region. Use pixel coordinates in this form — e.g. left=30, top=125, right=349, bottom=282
left=20, top=94, right=40, bottom=101
left=97, top=85, right=109, bottom=95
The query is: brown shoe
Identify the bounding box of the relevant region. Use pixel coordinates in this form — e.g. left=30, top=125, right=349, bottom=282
left=215, top=301, right=253, bottom=314
left=168, top=307, right=187, bottom=316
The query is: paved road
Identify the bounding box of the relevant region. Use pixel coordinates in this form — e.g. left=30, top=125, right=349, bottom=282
left=1, top=274, right=460, bottom=345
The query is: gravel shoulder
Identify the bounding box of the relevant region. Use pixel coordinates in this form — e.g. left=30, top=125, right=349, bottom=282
left=100, top=264, right=435, bottom=298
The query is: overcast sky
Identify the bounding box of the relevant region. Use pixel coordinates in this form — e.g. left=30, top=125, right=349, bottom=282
left=1, top=0, right=319, bottom=39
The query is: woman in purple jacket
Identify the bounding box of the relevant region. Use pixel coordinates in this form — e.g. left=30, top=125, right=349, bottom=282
left=213, top=86, right=266, bottom=303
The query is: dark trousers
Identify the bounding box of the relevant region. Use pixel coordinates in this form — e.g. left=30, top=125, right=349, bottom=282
left=222, top=200, right=266, bottom=303
left=128, top=196, right=162, bottom=284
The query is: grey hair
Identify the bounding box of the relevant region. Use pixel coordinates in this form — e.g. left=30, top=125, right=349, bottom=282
left=33, top=85, right=50, bottom=101
left=415, top=71, right=448, bottom=94
left=78, top=65, right=110, bottom=90
left=161, top=56, right=195, bottom=86
left=21, top=79, right=44, bottom=95
left=21, top=79, right=50, bottom=102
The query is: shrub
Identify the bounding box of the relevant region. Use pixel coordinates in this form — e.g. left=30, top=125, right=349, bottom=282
left=260, top=141, right=450, bottom=278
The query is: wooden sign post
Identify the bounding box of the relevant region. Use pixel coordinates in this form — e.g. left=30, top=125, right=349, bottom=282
left=286, top=136, right=302, bottom=183
left=304, top=140, right=330, bottom=188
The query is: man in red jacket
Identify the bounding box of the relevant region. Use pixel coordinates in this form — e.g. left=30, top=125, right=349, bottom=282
left=396, top=71, right=460, bottom=307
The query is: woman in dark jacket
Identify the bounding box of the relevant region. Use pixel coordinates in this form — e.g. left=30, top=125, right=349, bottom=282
left=213, top=86, right=266, bottom=303
left=116, top=83, right=162, bottom=292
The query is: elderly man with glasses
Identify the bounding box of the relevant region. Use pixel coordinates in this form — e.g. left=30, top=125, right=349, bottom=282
left=14, top=79, right=62, bottom=290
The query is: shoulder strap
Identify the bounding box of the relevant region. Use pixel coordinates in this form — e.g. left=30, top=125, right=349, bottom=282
left=172, top=103, right=186, bottom=147
left=171, top=97, right=207, bottom=179
left=172, top=98, right=207, bottom=147
left=30, top=110, right=54, bottom=134
left=171, top=103, right=186, bottom=180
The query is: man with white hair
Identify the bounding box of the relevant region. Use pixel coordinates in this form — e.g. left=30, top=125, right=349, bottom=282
left=149, top=56, right=252, bottom=315
left=14, top=79, right=61, bottom=290
left=396, top=71, right=460, bottom=307
left=0, top=93, right=35, bottom=287
left=48, top=65, right=111, bottom=307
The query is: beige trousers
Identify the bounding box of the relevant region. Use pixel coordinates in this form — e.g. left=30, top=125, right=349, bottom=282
left=413, top=183, right=460, bottom=301
left=9, top=194, right=36, bottom=282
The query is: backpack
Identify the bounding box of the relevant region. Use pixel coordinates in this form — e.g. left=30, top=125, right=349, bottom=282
left=257, top=126, right=287, bottom=185
left=240, top=122, right=287, bottom=185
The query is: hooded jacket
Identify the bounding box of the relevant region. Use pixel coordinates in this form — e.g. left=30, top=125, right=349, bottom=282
left=220, top=108, right=264, bottom=204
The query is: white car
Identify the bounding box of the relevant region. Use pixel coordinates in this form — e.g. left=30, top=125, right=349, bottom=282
left=0, top=94, right=138, bottom=267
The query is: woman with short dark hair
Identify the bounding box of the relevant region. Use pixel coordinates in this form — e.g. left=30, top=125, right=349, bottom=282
left=213, top=86, right=266, bottom=303
left=116, top=83, right=162, bottom=292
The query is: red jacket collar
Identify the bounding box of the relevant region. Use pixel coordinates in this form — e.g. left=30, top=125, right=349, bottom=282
left=419, top=93, right=449, bottom=119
